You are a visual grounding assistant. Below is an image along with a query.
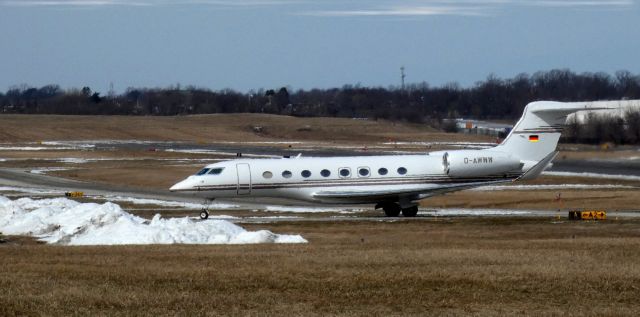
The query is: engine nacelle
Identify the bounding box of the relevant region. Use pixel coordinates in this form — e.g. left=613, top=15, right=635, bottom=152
left=442, top=150, right=522, bottom=177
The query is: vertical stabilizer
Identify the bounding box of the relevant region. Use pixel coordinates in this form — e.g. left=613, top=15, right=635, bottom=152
left=495, top=100, right=633, bottom=162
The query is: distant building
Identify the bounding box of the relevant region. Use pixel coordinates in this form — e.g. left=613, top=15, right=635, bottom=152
left=453, top=119, right=513, bottom=138
left=568, top=100, right=640, bottom=123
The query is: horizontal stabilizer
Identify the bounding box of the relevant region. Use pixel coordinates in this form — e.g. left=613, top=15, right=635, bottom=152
left=517, top=151, right=558, bottom=181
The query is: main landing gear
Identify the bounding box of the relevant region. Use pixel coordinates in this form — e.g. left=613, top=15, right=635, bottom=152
left=375, top=202, right=419, bottom=217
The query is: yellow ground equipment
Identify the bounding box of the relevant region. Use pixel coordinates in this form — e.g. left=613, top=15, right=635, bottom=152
left=568, top=210, right=606, bottom=220
left=65, top=191, right=84, bottom=198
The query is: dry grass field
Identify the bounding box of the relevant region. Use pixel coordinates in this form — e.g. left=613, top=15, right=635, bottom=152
left=0, top=113, right=491, bottom=144
left=2, top=220, right=640, bottom=316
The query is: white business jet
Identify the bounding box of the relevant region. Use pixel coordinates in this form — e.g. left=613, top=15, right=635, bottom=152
left=170, top=100, right=631, bottom=219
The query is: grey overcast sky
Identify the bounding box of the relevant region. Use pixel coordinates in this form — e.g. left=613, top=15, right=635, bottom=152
left=0, top=0, right=638, bottom=93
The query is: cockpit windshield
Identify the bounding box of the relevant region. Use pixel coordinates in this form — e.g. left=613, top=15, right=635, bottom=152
left=196, top=168, right=210, bottom=176
left=208, top=168, right=224, bottom=175
left=195, top=167, right=224, bottom=176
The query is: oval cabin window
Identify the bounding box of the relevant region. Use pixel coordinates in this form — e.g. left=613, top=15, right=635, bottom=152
left=301, top=170, right=311, bottom=178
left=263, top=171, right=273, bottom=179
left=358, top=168, right=370, bottom=177
left=339, top=168, right=351, bottom=178
left=282, top=170, right=292, bottom=178
left=397, top=167, right=407, bottom=175
left=321, top=169, right=331, bottom=177
left=378, top=168, right=388, bottom=176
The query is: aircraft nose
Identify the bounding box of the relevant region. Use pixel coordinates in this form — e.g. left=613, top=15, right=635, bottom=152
left=170, top=179, right=191, bottom=192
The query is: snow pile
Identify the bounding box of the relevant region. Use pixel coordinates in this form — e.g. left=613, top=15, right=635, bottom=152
left=0, top=196, right=306, bottom=245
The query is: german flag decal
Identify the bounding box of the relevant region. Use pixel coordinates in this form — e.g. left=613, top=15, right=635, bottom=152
left=529, top=135, right=539, bottom=142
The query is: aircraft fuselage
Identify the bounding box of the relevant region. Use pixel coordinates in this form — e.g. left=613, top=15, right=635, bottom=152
left=170, top=152, right=522, bottom=204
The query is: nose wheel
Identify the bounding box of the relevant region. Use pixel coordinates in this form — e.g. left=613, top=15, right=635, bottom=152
left=200, top=209, right=209, bottom=220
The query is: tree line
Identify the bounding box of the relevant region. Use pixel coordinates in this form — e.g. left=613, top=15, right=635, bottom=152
left=1, top=69, right=640, bottom=144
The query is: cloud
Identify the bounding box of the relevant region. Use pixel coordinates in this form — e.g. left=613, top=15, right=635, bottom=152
left=298, top=0, right=635, bottom=18
left=1, top=0, right=633, bottom=12
left=0, top=0, right=149, bottom=6
left=0, top=0, right=298, bottom=7
left=301, top=5, right=490, bottom=17
left=525, top=0, right=634, bottom=7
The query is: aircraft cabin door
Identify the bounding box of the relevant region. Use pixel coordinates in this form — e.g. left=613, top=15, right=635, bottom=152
left=236, top=163, right=252, bottom=195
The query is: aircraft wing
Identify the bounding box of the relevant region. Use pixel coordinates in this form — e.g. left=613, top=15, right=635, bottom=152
left=312, top=180, right=514, bottom=202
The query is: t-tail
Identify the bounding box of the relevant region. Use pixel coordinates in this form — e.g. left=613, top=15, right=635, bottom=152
left=491, top=100, right=639, bottom=179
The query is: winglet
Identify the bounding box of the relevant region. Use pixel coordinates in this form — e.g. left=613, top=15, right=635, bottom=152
left=516, top=151, right=558, bottom=181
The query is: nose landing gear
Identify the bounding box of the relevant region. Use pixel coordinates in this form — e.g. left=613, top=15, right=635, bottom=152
left=200, top=209, right=209, bottom=220
left=199, top=199, right=215, bottom=220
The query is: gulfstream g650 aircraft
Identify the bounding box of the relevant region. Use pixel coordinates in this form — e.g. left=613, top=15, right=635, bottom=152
left=170, top=100, right=633, bottom=219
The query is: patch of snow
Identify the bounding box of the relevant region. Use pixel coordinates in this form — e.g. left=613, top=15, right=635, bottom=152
left=29, top=167, right=73, bottom=175
left=86, top=140, right=180, bottom=145
left=263, top=205, right=365, bottom=213
left=381, top=141, right=495, bottom=149
left=216, top=141, right=303, bottom=145
left=58, top=158, right=90, bottom=164
left=472, top=184, right=636, bottom=191
left=0, top=196, right=306, bottom=245
left=247, top=216, right=304, bottom=219
left=0, top=146, right=71, bottom=151
left=205, top=212, right=239, bottom=218
left=40, top=141, right=95, bottom=149
left=165, top=149, right=277, bottom=158
left=587, top=156, right=640, bottom=163
left=104, top=196, right=238, bottom=210
left=542, top=171, right=640, bottom=182
left=54, top=157, right=213, bottom=163
left=425, top=209, right=531, bottom=216
left=0, top=186, right=64, bottom=195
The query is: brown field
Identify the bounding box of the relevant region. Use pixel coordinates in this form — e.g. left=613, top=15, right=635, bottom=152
left=2, top=220, right=640, bottom=316
left=2, top=114, right=640, bottom=316
left=0, top=113, right=490, bottom=144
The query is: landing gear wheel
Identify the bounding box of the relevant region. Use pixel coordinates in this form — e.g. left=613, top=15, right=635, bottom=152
left=382, top=203, right=401, bottom=217
left=200, top=209, right=209, bottom=220
left=402, top=206, right=419, bottom=217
